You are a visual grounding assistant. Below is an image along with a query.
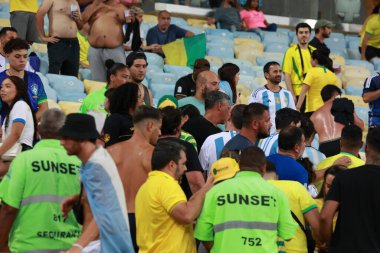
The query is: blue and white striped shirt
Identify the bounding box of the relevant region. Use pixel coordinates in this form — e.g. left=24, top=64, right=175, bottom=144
left=258, top=132, right=279, bottom=157
left=199, top=130, right=238, bottom=172
left=302, top=146, right=326, bottom=170
left=249, top=86, right=296, bottom=133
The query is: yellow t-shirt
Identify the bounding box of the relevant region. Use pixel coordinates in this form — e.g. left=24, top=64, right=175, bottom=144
left=364, top=14, right=380, bottom=48
left=314, top=152, right=365, bottom=191
left=135, top=171, right=197, bottom=253
left=269, top=180, right=317, bottom=253
left=303, top=66, right=340, bottom=112
left=77, top=32, right=90, bottom=67
left=282, top=44, right=315, bottom=96
left=10, top=0, right=38, bottom=13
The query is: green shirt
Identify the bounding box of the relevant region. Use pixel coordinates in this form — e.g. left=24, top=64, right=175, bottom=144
left=178, top=96, right=205, bottom=115
left=194, top=171, right=297, bottom=253
left=0, top=139, right=82, bottom=252
left=80, top=86, right=107, bottom=114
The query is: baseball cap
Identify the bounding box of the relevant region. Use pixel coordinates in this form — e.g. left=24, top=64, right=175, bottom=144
left=157, top=95, right=178, bottom=109
left=314, top=19, right=335, bottom=30
left=211, top=157, right=240, bottom=184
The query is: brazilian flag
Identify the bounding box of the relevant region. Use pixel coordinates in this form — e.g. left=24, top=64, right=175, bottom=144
left=162, top=33, right=206, bottom=68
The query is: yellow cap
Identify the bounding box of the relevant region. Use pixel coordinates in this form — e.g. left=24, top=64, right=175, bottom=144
left=211, top=157, right=240, bottom=183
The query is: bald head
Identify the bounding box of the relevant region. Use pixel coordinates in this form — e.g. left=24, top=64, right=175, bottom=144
left=196, top=70, right=220, bottom=99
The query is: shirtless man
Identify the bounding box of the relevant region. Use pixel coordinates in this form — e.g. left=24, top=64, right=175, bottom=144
left=107, top=106, right=162, bottom=252
left=311, top=85, right=364, bottom=157
left=82, top=0, right=131, bottom=81
left=36, top=0, right=83, bottom=77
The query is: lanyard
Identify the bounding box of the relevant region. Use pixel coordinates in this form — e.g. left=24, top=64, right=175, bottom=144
left=297, top=44, right=312, bottom=78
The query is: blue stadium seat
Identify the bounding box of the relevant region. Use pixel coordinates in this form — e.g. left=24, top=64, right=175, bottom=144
left=345, top=86, right=362, bottom=96
left=233, top=31, right=261, bottom=42
left=325, top=37, right=346, bottom=50
left=79, top=68, right=92, bottom=80
left=0, top=12, right=10, bottom=19
left=181, top=25, right=203, bottom=35
left=44, top=85, right=58, bottom=103
left=221, top=58, right=254, bottom=76
left=144, top=52, right=164, bottom=68
left=355, top=106, right=369, bottom=126
left=39, top=58, right=49, bottom=75
left=145, top=66, right=164, bottom=81
left=205, top=29, right=234, bottom=39
left=262, top=32, right=289, bottom=45
left=46, top=74, right=84, bottom=96
left=141, top=23, right=152, bottom=35
left=150, top=83, right=175, bottom=99
left=276, top=27, right=291, bottom=35
left=239, top=75, right=261, bottom=90
left=265, top=42, right=288, bottom=54
left=330, top=32, right=345, bottom=40
left=348, top=40, right=360, bottom=49
left=0, top=4, right=10, bottom=12
left=163, top=65, right=193, bottom=76
left=170, top=17, right=188, bottom=27
left=374, top=59, right=380, bottom=71
left=148, top=72, right=177, bottom=88
left=207, top=47, right=234, bottom=59
left=57, top=92, right=87, bottom=103
left=36, top=72, right=50, bottom=89
left=210, top=63, right=222, bottom=73
left=347, top=48, right=361, bottom=60
left=346, top=59, right=375, bottom=72
left=206, top=35, right=234, bottom=46
left=256, top=56, right=282, bottom=66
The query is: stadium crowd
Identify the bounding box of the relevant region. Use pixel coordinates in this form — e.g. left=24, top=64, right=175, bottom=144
left=0, top=0, right=380, bottom=253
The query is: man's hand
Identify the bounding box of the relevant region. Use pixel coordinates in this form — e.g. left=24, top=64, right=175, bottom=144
left=71, top=10, right=82, bottom=23
left=42, top=36, right=60, bottom=44
left=61, top=194, right=80, bottom=220
left=332, top=156, right=352, bottom=167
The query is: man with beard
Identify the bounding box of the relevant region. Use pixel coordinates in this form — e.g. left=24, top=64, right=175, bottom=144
left=178, top=70, right=220, bottom=115
left=106, top=106, right=162, bottom=252
left=82, top=0, right=131, bottom=82
left=309, top=19, right=335, bottom=71
left=224, top=103, right=272, bottom=153
left=249, top=61, right=296, bottom=134
left=282, top=23, right=315, bottom=110
left=126, top=51, right=153, bottom=106
left=267, top=126, right=308, bottom=187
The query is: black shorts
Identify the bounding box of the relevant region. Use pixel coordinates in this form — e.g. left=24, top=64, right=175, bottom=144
left=359, top=46, right=380, bottom=61
left=319, top=138, right=341, bottom=157
left=128, top=213, right=138, bottom=253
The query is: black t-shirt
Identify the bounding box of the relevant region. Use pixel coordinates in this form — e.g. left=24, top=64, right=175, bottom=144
left=326, top=165, right=380, bottom=252
left=309, top=37, right=334, bottom=71
left=174, top=73, right=196, bottom=98
left=182, top=116, right=222, bottom=152
left=159, top=137, right=203, bottom=199
left=102, top=113, right=133, bottom=148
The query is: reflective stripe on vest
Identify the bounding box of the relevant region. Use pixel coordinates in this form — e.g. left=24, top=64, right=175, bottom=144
left=21, top=194, right=66, bottom=207
left=214, top=220, right=278, bottom=233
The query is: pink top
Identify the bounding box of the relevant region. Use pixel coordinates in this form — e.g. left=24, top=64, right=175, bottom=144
left=240, top=9, right=267, bottom=29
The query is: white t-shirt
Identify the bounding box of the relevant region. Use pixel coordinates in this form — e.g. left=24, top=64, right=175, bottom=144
left=2, top=100, right=34, bottom=147
left=199, top=130, right=237, bottom=172
left=248, top=86, right=296, bottom=134
left=0, top=54, right=35, bottom=72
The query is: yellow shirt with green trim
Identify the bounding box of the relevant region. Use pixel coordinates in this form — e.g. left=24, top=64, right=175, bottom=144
left=80, top=86, right=107, bottom=114
left=77, top=32, right=90, bottom=67
left=10, top=0, right=38, bottom=13
left=303, top=66, right=340, bottom=112
left=135, top=171, right=196, bottom=253
left=315, top=152, right=365, bottom=191
left=364, top=14, right=380, bottom=48
left=269, top=180, right=317, bottom=253
left=180, top=130, right=198, bottom=151
left=0, top=139, right=81, bottom=252
left=282, top=44, right=315, bottom=96
left=194, top=171, right=297, bottom=253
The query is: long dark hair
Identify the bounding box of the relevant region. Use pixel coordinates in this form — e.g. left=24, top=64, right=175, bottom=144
left=105, top=59, right=127, bottom=84
left=245, top=0, right=259, bottom=10
left=109, top=82, right=139, bottom=115
left=316, top=165, right=346, bottom=199
left=1, top=76, right=37, bottom=142
left=218, top=63, right=239, bottom=103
